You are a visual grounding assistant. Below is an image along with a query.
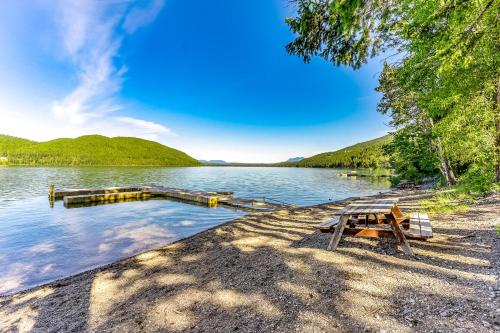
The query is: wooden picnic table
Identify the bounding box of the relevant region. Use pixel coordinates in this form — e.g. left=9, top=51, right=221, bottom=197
left=327, top=198, right=414, bottom=256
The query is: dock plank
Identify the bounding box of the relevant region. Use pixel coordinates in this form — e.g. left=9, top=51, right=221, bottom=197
left=63, top=191, right=152, bottom=205
left=55, top=186, right=151, bottom=199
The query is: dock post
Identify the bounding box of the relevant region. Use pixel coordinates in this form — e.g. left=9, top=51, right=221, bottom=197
left=49, top=184, right=55, bottom=198
left=208, top=197, right=218, bottom=208
left=48, top=184, right=55, bottom=208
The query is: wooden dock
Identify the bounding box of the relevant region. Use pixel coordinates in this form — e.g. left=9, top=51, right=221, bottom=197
left=337, top=172, right=391, bottom=178
left=63, top=191, right=153, bottom=205
left=53, top=186, right=151, bottom=200
left=219, top=197, right=293, bottom=211
left=147, top=186, right=224, bottom=208
left=51, top=185, right=294, bottom=211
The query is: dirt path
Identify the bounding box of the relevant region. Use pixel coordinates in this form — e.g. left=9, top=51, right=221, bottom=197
left=1, top=191, right=498, bottom=332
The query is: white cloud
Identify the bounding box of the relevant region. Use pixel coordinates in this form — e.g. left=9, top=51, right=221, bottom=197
left=123, top=0, right=165, bottom=33
left=57, top=1, right=96, bottom=57
left=0, top=99, right=174, bottom=143
left=117, top=116, right=177, bottom=138
left=51, top=0, right=122, bottom=125
left=38, top=0, right=169, bottom=137
left=0, top=1, right=175, bottom=146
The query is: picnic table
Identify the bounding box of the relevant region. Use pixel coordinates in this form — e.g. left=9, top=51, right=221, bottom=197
left=396, top=180, right=420, bottom=190
left=325, top=198, right=414, bottom=256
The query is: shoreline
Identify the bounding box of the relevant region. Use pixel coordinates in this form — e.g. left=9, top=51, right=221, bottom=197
left=1, top=192, right=388, bottom=297
left=1, top=189, right=498, bottom=332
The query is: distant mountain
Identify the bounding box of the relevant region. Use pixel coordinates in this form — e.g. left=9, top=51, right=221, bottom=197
left=199, top=160, right=228, bottom=165
left=278, top=135, right=392, bottom=169
left=0, top=134, right=202, bottom=167
left=286, top=157, right=304, bottom=163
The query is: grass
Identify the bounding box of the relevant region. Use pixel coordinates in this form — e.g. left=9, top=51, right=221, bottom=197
left=421, top=181, right=499, bottom=215
left=421, top=189, right=471, bottom=214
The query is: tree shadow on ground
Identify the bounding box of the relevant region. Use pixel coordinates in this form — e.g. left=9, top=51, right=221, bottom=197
left=1, top=193, right=498, bottom=332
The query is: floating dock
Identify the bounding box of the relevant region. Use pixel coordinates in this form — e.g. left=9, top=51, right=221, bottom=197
left=53, top=186, right=151, bottom=200
left=218, top=197, right=293, bottom=211
left=147, top=186, right=224, bottom=208
left=51, top=185, right=294, bottom=211
left=63, top=191, right=153, bottom=205
left=337, top=172, right=391, bottom=178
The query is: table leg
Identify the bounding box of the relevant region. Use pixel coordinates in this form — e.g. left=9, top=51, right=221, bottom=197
left=387, top=214, right=414, bottom=256
left=327, top=214, right=350, bottom=251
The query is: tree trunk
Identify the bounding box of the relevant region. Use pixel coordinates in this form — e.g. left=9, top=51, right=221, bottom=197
left=435, top=138, right=457, bottom=186
left=441, top=153, right=457, bottom=186
left=428, top=118, right=457, bottom=186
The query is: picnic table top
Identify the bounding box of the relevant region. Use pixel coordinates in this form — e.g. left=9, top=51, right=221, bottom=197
left=342, top=198, right=399, bottom=214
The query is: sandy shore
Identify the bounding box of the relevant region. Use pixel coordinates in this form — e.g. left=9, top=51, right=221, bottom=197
left=1, top=190, right=499, bottom=332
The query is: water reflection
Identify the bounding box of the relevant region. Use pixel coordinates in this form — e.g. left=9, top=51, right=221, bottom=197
left=0, top=198, right=243, bottom=295
left=100, top=219, right=176, bottom=255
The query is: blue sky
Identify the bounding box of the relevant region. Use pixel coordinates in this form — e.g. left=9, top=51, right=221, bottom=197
left=0, top=0, right=390, bottom=163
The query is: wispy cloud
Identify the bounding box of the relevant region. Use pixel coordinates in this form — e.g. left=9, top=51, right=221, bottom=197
left=117, top=116, right=177, bottom=139
left=123, top=0, right=165, bottom=33
left=49, top=0, right=167, bottom=135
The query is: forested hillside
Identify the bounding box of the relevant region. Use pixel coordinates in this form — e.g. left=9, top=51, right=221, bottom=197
left=0, top=135, right=201, bottom=166
left=281, top=136, right=391, bottom=169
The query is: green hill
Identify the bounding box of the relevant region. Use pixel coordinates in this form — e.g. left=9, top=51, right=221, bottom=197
left=281, top=135, right=392, bottom=169
left=0, top=134, right=202, bottom=167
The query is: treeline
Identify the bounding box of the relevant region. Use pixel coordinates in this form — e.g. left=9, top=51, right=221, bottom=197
left=287, top=0, right=499, bottom=192
left=0, top=135, right=202, bottom=167
left=279, top=136, right=391, bottom=169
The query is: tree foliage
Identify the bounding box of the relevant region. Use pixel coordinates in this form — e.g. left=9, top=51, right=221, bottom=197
left=287, top=0, right=499, bottom=189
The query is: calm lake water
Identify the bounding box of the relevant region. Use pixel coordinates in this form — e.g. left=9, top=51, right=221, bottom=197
left=0, top=166, right=390, bottom=294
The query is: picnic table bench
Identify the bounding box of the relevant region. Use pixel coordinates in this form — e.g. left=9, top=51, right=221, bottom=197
left=408, top=212, right=433, bottom=238
left=316, top=199, right=433, bottom=256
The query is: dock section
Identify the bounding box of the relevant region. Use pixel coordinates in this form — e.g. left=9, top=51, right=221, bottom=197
left=51, top=185, right=294, bottom=211
left=221, top=197, right=294, bottom=211
left=147, top=186, right=223, bottom=208
left=53, top=186, right=151, bottom=200
left=337, top=172, right=391, bottom=178
left=63, top=191, right=152, bottom=205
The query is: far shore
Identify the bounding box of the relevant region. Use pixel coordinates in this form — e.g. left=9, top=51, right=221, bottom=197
left=1, top=190, right=498, bottom=332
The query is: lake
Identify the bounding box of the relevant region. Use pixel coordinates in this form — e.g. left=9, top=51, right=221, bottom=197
left=0, top=166, right=390, bottom=294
